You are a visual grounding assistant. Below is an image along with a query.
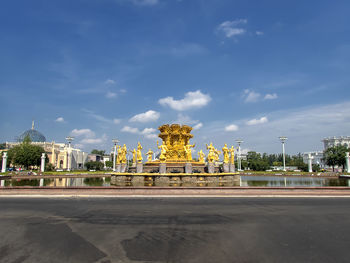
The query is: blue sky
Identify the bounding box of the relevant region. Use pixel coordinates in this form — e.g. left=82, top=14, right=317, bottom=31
left=1, top=0, right=350, bottom=155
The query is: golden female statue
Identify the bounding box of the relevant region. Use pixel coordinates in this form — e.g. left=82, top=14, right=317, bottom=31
left=229, top=146, right=235, bottom=164
left=206, top=142, right=217, bottom=163
left=157, top=140, right=168, bottom=163
left=222, top=144, right=229, bottom=164
left=137, top=142, right=143, bottom=163
left=130, top=149, right=137, bottom=164
left=121, top=144, right=127, bottom=164
left=146, top=149, right=153, bottom=162
left=117, top=145, right=122, bottom=164
left=184, top=143, right=195, bottom=162
left=198, top=150, right=205, bottom=163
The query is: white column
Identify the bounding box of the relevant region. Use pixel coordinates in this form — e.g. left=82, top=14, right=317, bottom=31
left=308, top=153, right=314, bottom=173
left=346, top=152, right=350, bottom=173
left=282, top=142, right=286, bottom=171
left=113, top=145, right=117, bottom=172
left=41, top=153, right=46, bottom=172
left=1, top=152, right=8, bottom=173
left=67, top=146, right=72, bottom=172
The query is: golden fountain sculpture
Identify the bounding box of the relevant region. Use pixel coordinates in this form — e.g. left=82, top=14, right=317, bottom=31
left=156, top=124, right=195, bottom=163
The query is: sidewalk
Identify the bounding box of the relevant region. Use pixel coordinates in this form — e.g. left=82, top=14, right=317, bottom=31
left=1, top=187, right=350, bottom=197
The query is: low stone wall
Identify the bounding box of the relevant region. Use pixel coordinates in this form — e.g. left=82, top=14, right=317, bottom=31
left=111, top=174, right=240, bottom=187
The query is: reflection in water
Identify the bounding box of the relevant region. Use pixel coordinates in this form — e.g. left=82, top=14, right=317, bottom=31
left=241, top=176, right=349, bottom=187
left=0, top=176, right=349, bottom=188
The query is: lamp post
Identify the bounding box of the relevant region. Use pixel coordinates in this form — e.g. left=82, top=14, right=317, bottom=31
left=112, top=139, right=119, bottom=172
left=65, top=136, right=74, bottom=171
left=279, top=136, right=288, bottom=171
left=235, top=139, right=243, bottom=171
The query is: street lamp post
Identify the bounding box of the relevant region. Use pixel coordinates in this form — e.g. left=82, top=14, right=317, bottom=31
left=235, top=139, right=243, bottom=171
left=65, top=136, right=74, bottom=171
left=279, top=136, right=288, bottom=172
left=112, top=139, right=119, bottom=172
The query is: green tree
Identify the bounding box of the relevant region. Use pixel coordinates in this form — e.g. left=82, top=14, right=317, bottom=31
left=246, top=151, right=270, bottom=171
left=105, top=160, right=113, bottom=168
left=7, top=135, right=47, bottom=169
left=85, top=161, right=104, bottom=171
left=91, top=149, right=106, bottom=156
left=324, top=145, right=349, bottom=171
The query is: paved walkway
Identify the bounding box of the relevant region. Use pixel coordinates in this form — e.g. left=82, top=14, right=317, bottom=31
left=1, top=187, right=350, bottom=197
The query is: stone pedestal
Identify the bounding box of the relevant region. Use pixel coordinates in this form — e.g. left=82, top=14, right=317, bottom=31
left=208, top=163, right=215, bottom=174
left=116, top=164, right=121, bottom=173
left=223, top=163, right=229, bottom=173
left=1, top=152, right=7, bottom=173
left=155, top=176, right=170, bottom=186
left=159, top=163, right=166, bottom=174
left=131, top=176, right=144, bottom=186
left=206, top=176, right=220, bottom=187
left=185, top=163, right=192, bottom=174
left=121, top=164, right=127, bottom=173
left=229, top=163, right=235, bottom=173
left=136, top=163, right=143, bottom=173
left=182, top=176, right=197, bottom=186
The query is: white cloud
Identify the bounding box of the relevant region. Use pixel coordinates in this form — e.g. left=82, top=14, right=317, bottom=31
left=82, top=109, right=120, bottom=125
left=71, top=128, right=95, bottom=138
left=106, top=91, right=117, bottom=98
left=159, top=90, right=211, bottom=111
left=113, top=118, right=121, bottom=124
left=246, top=116, right=268, bottom=126
left=121, top=126, right=158, bottom=140
left=217, top=19, right=247, bottom=38
left=81, top=134, right=107, bottom=144
left=264, top=93, right=278, bottom=100
left=104, top=79, right=116, bottom=85
left=193, top=122, right=203, bottom=130
left=225, top=124, right=239, bottom=132
left=256, top=31, right=264, bottom=36
left=129, top=110, right=160, bottom=123
left=55, top=117, right=64, bottom=123
left=120, top=89, right=127, bottom=93
left=243, top=89, right=261, bottom=103
left=121, top=126, right=140, bottom=134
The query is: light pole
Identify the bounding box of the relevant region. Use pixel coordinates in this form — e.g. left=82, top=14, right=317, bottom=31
left=65, top=136, right=74, bottom=171
left=235, top=139, right=243, bottom=171
left=112, top=139, right=119, bottom=172
left=279, top=136, right=288, bottom=171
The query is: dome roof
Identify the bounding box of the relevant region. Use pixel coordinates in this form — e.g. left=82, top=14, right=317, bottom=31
left=18, top=121, right=46, bottom=142
left=18, top=129, right=46, bottom=142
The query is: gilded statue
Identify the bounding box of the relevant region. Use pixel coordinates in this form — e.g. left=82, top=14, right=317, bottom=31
left=157, top=124, right=194, bottom=162
left=146, top=149, right=153, bottom=162
left=117, top=145, right=122, bottom=164
left=229, top=146, right=235, bottom=164
left=157, top=140, right=168, bottom=163
left=130, top=149, right=137, bottom=164
left=222, top=144, right=229, bottom=164
left=137, top=142, right=143, bottom=163
left=184, top=143, right=195, bottom=162
left=121, top=144, right=127, bottom=164
left=198, top=150, right=205, bottom=163
left=206, top=142, right=221, bottom=163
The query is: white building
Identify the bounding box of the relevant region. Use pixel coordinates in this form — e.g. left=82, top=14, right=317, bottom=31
left=302, top=151, right=325, bottom=168
left=322, top=136, right=350, bottom=150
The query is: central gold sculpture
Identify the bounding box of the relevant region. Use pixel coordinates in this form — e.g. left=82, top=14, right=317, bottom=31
left=156, top=124, right=194, bottom=163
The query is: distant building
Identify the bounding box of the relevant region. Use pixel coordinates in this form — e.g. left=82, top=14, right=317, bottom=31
left=5, top=122, right=88, bottom=170
left=322, top=136, right=350, bottom=150
left=302, top=151, right=325, bottom=168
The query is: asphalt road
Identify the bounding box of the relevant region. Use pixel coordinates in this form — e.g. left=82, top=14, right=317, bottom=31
left=1, top=198, right=350, bottom=263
